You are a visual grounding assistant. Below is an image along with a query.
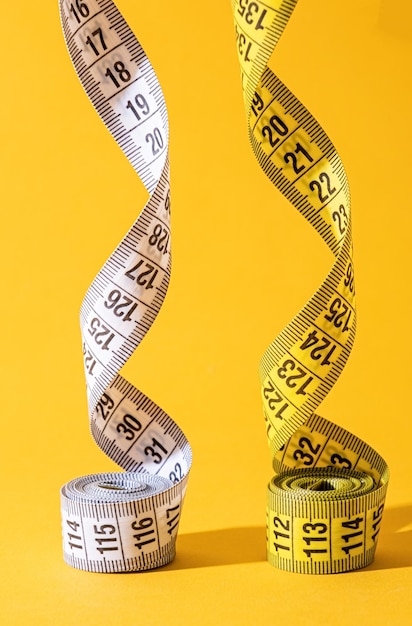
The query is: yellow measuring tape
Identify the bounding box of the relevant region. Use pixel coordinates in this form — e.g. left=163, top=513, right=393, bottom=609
left=58, top=0, right=191, bottom=572
left=231, top=0, right=389, bottom=573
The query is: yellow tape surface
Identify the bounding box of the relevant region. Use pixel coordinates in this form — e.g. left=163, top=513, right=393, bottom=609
left=58, top=0, right=191, bottom=572
left=231, top=0, right=389, bottom=573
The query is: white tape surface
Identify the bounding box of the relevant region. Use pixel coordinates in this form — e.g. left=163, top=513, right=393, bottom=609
left=59, top=0, right=191, bottom=572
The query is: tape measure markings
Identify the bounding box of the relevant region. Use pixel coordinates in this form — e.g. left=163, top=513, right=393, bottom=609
left=232, top=0, right=388, bottom=573
left=59, top=0, right=191, bottom=573
left=61, top=5, right=168, bottom=190
left=90, top=377, right=191, bottom=469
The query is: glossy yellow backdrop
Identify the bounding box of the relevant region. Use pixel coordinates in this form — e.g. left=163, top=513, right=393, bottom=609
left=1, top=0, right=411, bottom=623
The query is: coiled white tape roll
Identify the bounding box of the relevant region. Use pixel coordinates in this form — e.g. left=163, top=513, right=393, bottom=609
left=58, top=0, right=191, bottom=572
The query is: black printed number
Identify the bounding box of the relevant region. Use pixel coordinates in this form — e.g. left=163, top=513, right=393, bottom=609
left=105, top=61, right=131, bottom=88
left=237, top=0, right=267, bottom=30
left=324, top=297, right=352, bottom=333
left=262, top=115, right=288, bottom=149
left=251, top=92, right=264, bottom=117
left=144, top=438, right=168, bottom=464
left=95, top=392, right=115, bottom=421
left=116, top=414, right=142, bottom=441
left=300, top=330, right=336, bottom=366
left=293, top=436, right=321, bottom=466
left=126, top=94, right=150, bottom=120
left=344, top=262, right=355, bottom=293
left=85, top=28, right=107, bottom=56
left=263, top=379, right=289, bottom=419
left=132, top=517, right=155, bottom=550
left=104, top=289, right=138, bottom=322
left=148, top=223, right=169, bottom=254
left=69, top=0, right=89, bottom=23
left=125, top=259, right=159, bottom=289
left=341, top=517, right=364, bottom=554
left=87, top=317, right=115, bottom=351
left=332, top=204, right=348, bottom=235
left=309, top=172, right=336, bottom=203
left=235, top=26, right=253, bottom=62
left=272, top=516, right=291, bottom=552
left=145, top=128, right=164, bottom=155
left=93, top=524, right=118, bottom=554
left=83, top=343, right=96, bottom=376
left=302, top=522, right=328, bottom=558
left=166, top=504, right=180, bottom=535
left=276, top=359, right=313, bottom=396
left=66, top=520, right=83, bottom=550
left=169, top=463, right=183, bottom=484
left=331, top=452, right=352, bottom=470
left=284, top=143, right=313, bottom=174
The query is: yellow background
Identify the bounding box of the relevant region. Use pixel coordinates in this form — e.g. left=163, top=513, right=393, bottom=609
left=1, top=0, right=411, bottom=623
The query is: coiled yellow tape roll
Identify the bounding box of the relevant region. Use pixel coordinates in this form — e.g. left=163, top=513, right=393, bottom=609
left=58, top=0, right=191, bottom=572
left=231, top=0, right=389, bottom=573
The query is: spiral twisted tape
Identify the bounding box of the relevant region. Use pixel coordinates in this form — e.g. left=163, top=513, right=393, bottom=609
left=232, top=0, right=389, bottom=573
left=58, top=0, right=191, bottom=572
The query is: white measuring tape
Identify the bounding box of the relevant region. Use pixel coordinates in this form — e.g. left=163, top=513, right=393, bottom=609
left=59, top=0, right=191, bottom=572
left=231, top=0, right=389, bottom=573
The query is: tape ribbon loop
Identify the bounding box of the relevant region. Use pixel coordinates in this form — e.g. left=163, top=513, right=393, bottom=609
left=232, top=0, right=389, bottom=573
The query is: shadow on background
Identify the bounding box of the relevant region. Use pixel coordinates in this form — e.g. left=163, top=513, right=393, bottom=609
left=368, top=504, right=412, bottom=571
left=167, top=526, right=266, bottom=570
left=167, top=505, right=412, bottom=571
